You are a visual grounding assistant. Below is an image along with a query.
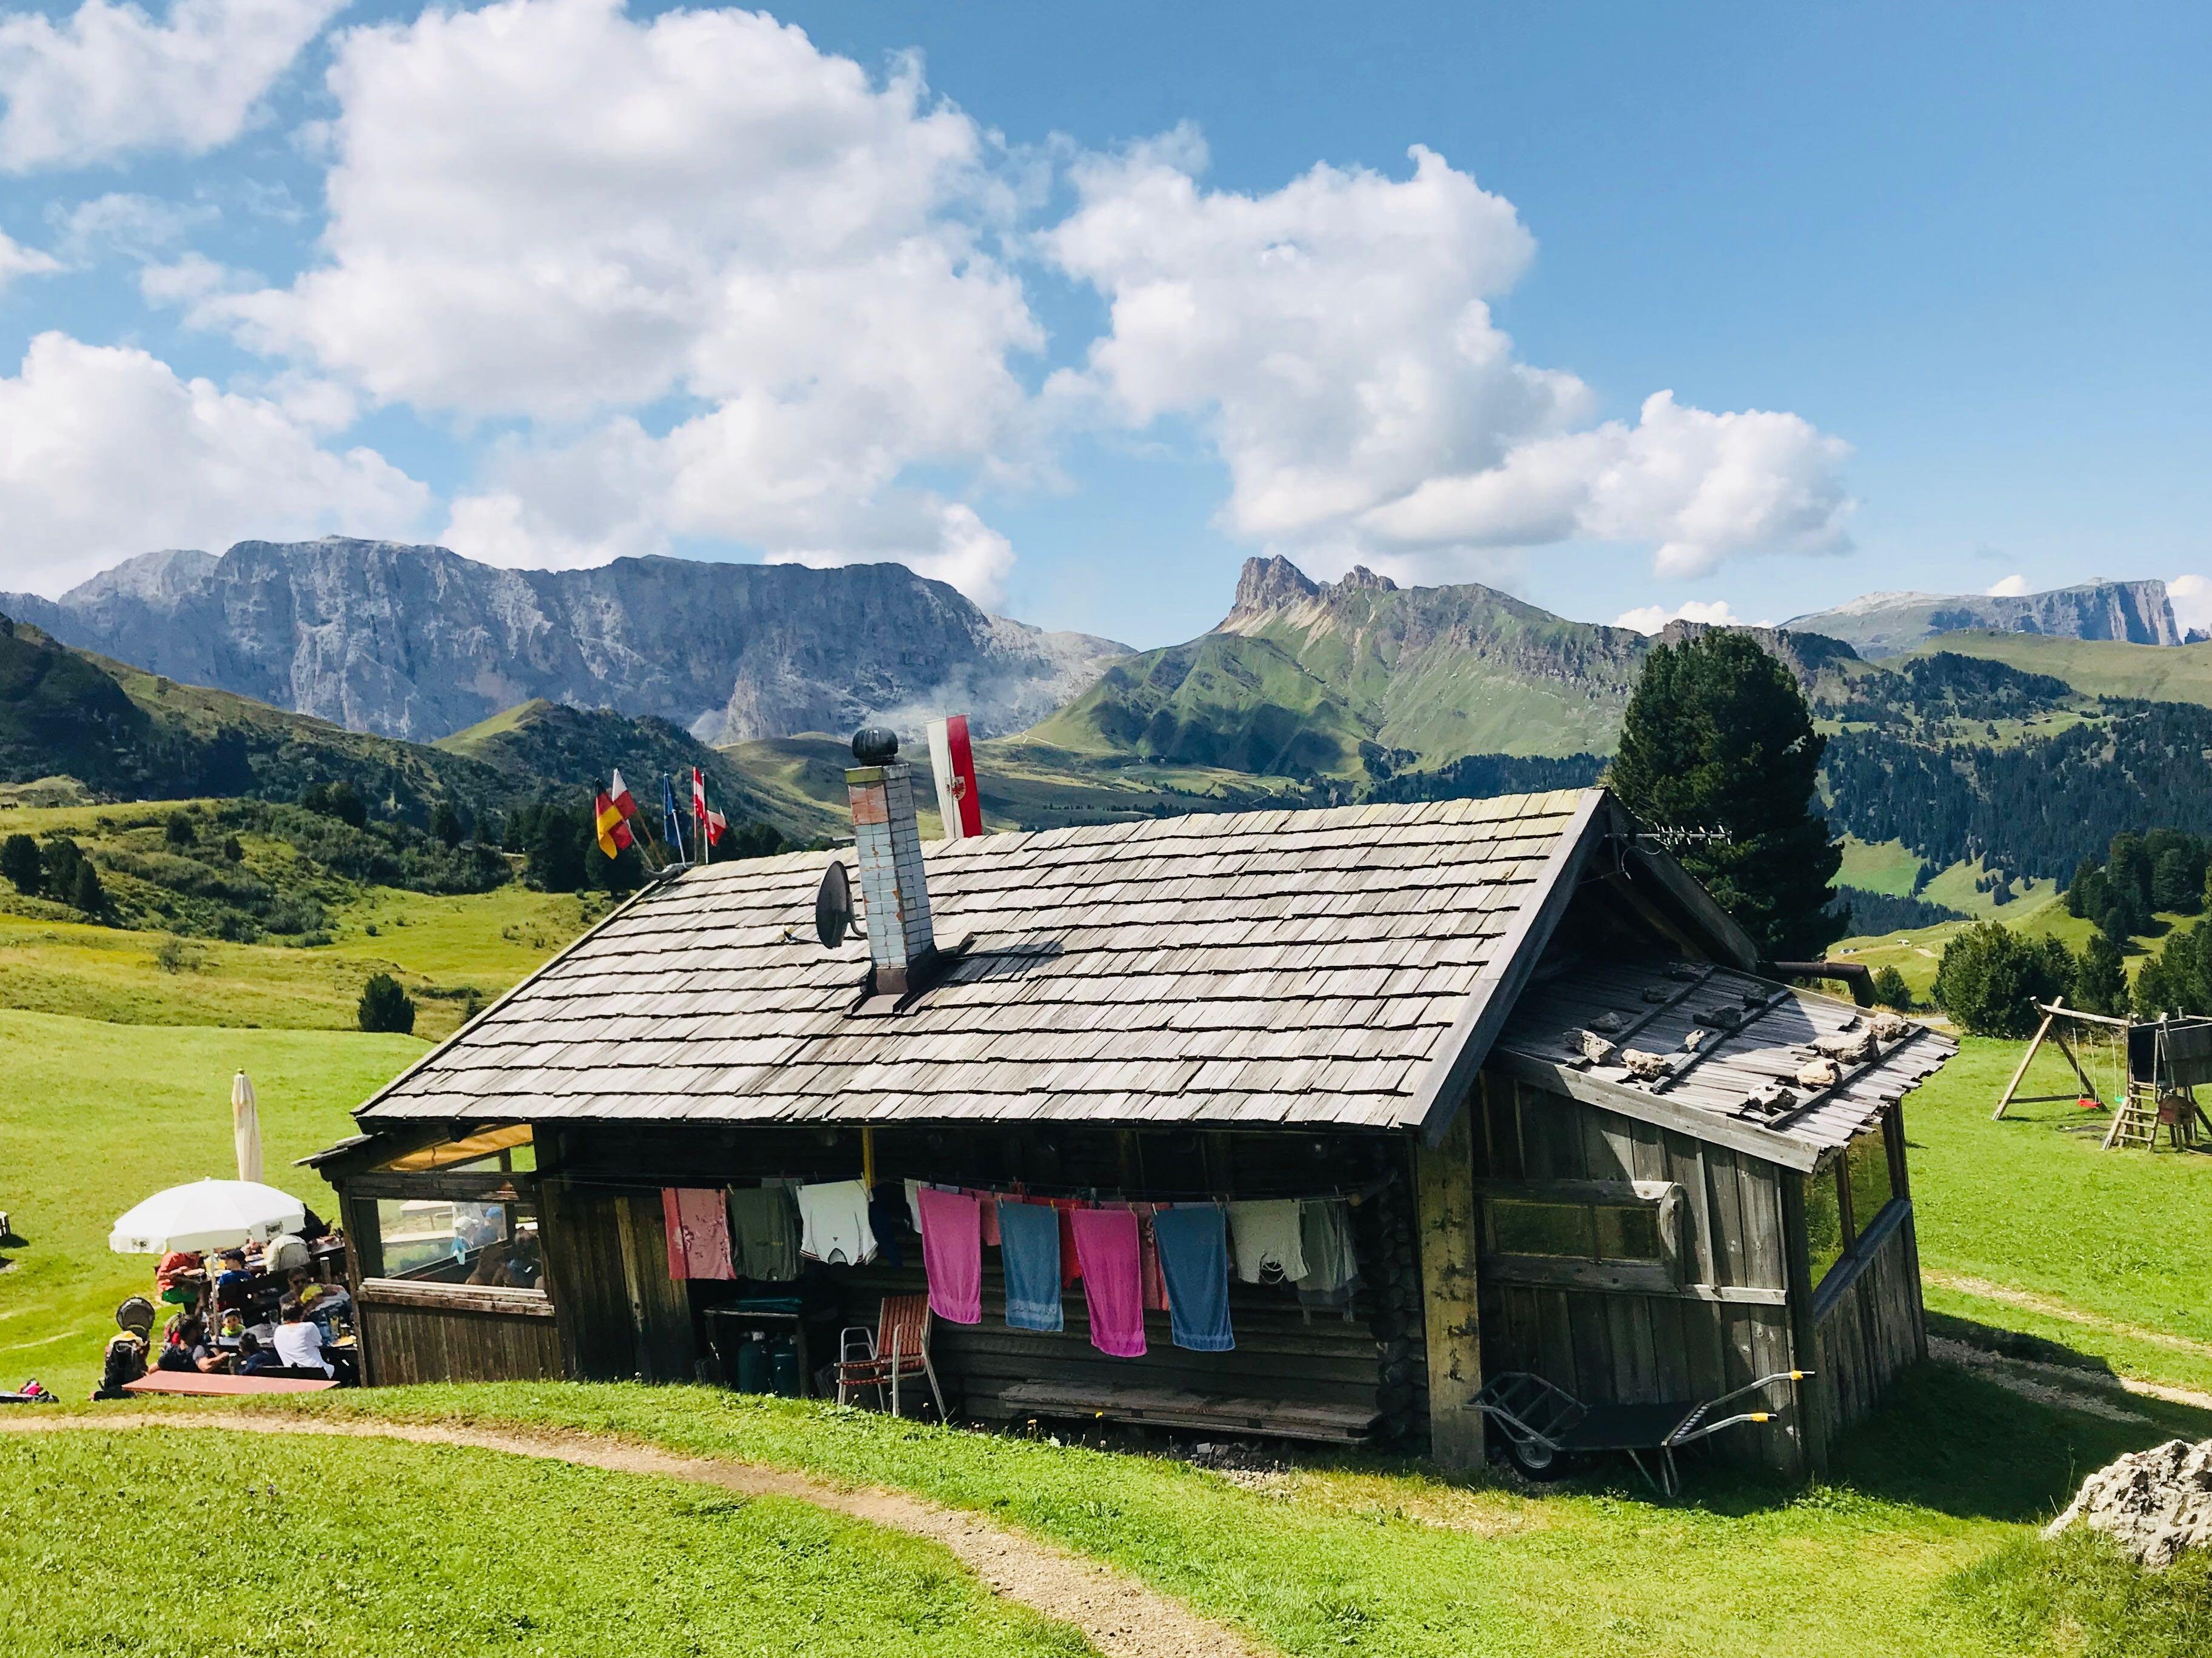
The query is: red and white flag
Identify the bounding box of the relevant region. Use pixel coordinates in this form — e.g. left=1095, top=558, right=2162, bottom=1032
left=691, top=766, right=727, bottom=854
left=609, top=769, right=638, bottom=820
left=926, top=713, right=983, bottom=839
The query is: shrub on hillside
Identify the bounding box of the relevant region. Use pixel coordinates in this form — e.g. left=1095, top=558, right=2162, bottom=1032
left=358, top=972, right=417, bottom=1035
left=2073, top=933, right=2130, bottom=1017
left=0, top=832, right=40, bottom=896
left=2134, top=922, right=2212, bottom=1020
left=1932, top=922, right=2075, bottom=1036
left=164, top=810, right=195, bottom=847
left=70, top=859, right=106, bottom=917
left=1870, top=965, right=1914, bottom=1010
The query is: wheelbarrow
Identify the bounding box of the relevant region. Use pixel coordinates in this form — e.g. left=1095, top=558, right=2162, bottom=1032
left=1470, top=1368, right=1809, bottom=1497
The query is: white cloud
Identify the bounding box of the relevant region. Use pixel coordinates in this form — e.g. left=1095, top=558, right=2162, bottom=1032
left=0, top=0, right=344, bottom=172
left=1985, top=573, right=2031, bottom=598
left=1615, top=599, right=1742, bottom=635
left=2170, top=574, right=2212, bottom=638
left=0, top=224, right=60, bottom=294
left=212, top=0, right=1038, bottom=601
left=137, top=250, right=238, bottom=305
left=0, top=332, right=428, bottom=595
left=48, top=190, right=208, bottom=261
left=1047, top=141, right=1853, bottom=581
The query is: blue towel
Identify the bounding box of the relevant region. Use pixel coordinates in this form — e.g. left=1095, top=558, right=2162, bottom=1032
left=1151, top=1204, right=1235, bottom=1352
left=997, top=1200, right=1063, bottom=1333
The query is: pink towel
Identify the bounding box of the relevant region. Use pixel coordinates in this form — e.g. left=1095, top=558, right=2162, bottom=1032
left=916, top=1185, right=982, bottom=1325
left=661, top=1187, right=735, bottom=1280
left=964, top=1188, right=1002, bottom=1246
left=1070, top=1207, right=1147, bottom=1357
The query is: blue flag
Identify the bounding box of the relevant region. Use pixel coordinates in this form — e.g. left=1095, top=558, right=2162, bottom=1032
left=661, top=774, right=684, bottom=855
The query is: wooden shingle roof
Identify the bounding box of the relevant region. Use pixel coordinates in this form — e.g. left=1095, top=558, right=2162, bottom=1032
left=356, top=788, right=1605, bottom=1134
left=1493, top=958, right=1957, bottom=1169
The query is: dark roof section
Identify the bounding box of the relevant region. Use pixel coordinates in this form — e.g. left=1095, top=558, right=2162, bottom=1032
left=356, top=790, right=1616, bottom=1134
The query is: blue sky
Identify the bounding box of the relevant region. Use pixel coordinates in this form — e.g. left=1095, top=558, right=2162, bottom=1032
left=1, top=1, right=2207, bottom=648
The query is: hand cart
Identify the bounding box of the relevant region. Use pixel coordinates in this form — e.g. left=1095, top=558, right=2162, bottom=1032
left=1471, top=1368, right=1809, bottom=1497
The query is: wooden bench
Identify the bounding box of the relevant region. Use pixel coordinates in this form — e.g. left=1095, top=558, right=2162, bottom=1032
left=993, top=1380, right=1377, bottom=1443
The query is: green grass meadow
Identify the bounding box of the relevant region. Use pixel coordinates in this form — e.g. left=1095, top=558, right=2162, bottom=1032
left=0, top=1428, right=1090, bottom=1658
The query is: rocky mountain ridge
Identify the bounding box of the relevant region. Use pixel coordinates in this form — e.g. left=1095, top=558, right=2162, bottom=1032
left=1, top=539, right=1128, bottom=746
left=1784, top=579, right=2180, bottom=657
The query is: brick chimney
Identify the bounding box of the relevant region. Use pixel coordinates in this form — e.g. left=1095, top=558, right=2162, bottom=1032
left=846, top=727, right=935, bottom=994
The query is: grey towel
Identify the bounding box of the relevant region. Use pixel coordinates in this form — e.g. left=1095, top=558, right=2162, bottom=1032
left=1296, top=1199, right=1357, bottom=1292
left=727, top=1185, right=800, bottom=1282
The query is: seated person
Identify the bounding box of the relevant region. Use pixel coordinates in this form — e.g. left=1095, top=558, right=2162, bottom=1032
left=155, top=1315, right=228, bottom=1374
left=154, top=1250, right=202, bottom=1293
left=234, top=1332, right=280, bottom=1376
left=262, top=1232, right=310, bottom=1278
left=218, top=1308, right=246, bottom=1345
left=212, top=1250, right=254, bottom=1309
left=465, top=1247, right=511, bottom=1287
left=90, top=1298, right=155, bottom=1400
left=272, top=1298, right=333, bottom=1377
left=505, top=1233, right=542, bottom=1291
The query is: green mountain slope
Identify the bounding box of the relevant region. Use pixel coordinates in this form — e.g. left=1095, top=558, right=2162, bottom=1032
left=1896, top=630, right=2212, bottom=707
left=436, top=698, right=803, bottom=836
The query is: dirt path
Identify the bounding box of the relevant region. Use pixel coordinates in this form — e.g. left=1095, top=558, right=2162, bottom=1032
left=1927, top=1270, right=2212, bottom=1363
left=0, top=1413, right=1270, bottom=1658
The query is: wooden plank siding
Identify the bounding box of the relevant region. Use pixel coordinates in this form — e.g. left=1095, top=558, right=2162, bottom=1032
left=356, top=1294, right=561, bottom=1386
left=1804, top=1199, right=1925, bottom=1460
left=1473, top=1068, right=1805, bottom=1471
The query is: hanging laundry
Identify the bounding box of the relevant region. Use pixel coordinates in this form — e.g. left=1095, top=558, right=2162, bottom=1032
left=1113, top=1201, right=1169, bottom=1313
left=867, top=1185, right=906, bottom=1270
left=996, top=1199, right=1064, bottom=1333
left=1151, top=1205, right=1234, bottom=1352
left=964, top=1189, right=1002, bottom=1247
left=661, top=1188, right=735, bottom=1281
left=1069, top=1207, right=1146, bottom=1357
left=1295, top=1199, right=1358, bottom=1292
left=1051, top=1197, right=1084, bottom=1286
left=796, top=1179, right=877, bottom=1266
left=904, top=1178, right=928, bottom=1234
left=1226, top=1199, right=1307, bottom=1283
left=916, top=1187, right=982, bottom=1325
left=726, top=1185, right=799, bottom=1282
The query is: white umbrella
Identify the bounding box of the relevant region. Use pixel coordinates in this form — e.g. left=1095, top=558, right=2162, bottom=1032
left=231, top=1069, right=262, bottom=1185
left=109, top=1179, right=306, bottom=1255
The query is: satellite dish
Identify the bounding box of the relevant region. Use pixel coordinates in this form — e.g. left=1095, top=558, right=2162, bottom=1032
left=815, top=861, right=854, bottom=948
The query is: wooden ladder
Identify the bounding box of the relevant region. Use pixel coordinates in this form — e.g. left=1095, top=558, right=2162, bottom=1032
left=2104, top=1081, right=2160, bottom=1150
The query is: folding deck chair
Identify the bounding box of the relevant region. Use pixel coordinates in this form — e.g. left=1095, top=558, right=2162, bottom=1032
left=834, top=1293, right=948, bottom=1420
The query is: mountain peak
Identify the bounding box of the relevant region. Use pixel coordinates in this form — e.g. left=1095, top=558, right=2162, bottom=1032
left=1231, top=555, right=1323, bottom=613
left=1785, top=578, right=2179, bottom=658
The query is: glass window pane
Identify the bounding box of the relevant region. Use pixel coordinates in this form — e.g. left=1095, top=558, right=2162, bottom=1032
left=1594, top=1202, right=1664, bottom=1262
left=1845, top=1131, right=1894, bottom=1240
left=375, top=1197, right=540, bottom=1288
left=1804, top=1167, right=1845, bottom=1287
left=1492, top=1197, right=1597, bottom=1258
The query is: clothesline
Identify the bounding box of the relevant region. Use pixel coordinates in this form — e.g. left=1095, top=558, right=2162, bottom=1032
left=558, top=1170, right=1391, bottom=1206
left=662, top=1176, right=1367, bottom=1363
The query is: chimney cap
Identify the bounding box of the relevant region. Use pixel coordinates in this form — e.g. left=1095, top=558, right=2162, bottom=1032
left=851, top=726, right=899, bottom=763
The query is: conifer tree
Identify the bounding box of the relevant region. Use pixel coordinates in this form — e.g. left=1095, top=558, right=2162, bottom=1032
left=1609, top=630, right=1844, bottom=960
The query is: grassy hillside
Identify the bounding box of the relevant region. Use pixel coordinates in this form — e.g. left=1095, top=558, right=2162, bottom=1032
left=1902, top=631, right=2212, bottom=707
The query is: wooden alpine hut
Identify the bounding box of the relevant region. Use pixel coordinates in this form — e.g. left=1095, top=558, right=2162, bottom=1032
left=310, top=733, right=1954, bottom=1474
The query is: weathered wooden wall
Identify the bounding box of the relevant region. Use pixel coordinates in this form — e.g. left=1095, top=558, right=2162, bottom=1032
left=1471, top=1069, right=1805, bottom=1471
left=1801, top=1199, right=1924, bottom=1463
left=356, top=1283, right=561, bottom=1385
left=538, top=1179, right=696, bottom=1382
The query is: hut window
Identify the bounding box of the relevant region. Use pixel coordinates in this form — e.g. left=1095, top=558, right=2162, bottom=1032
left=1488, top=1181, right=1681, bottom=1274
left=371, top=1196, right=543, bottom=1293
left=1803, top=1167, right=1845, bottom=1287
left=1845, top=1130, right=1896, bottom=1237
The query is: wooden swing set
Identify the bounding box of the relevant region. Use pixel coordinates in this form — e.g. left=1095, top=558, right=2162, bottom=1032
left=1994, top=999, right=2212, bottom=1150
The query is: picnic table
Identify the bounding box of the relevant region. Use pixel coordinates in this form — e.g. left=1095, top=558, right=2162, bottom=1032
left=123, top=1371, right=336, bottom=1397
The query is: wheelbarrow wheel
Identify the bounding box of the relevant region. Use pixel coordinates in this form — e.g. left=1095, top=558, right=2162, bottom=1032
left=1498, top=1431, right=1574, bottom=1482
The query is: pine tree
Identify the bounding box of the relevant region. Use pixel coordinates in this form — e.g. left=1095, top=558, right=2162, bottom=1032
left=70, top=859, right=105, bottom=916
left=358, top=972, right=416, bottom=1034
left=0, top=833, right=41, bottom=896
left=2153, top=846, right=2202, bottom=914
left=1933, top=922, right=2074, bottom=1036
left=1608, top=630, right=1844, bottom=960
left=1870, top=965, right=1914, bottom=1011
left=429, top=801, right=465, bottom=848
left=2073, top=932, right=2129, bottom=1016
left=2065, top=859, right=2107, bottom=919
